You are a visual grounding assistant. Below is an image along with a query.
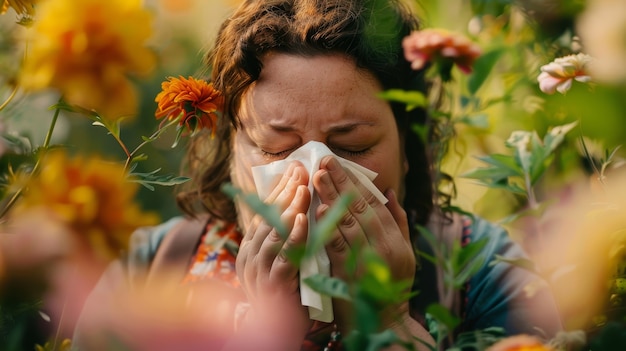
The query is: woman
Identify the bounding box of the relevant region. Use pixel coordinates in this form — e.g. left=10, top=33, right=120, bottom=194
left=74, top=0, right=561, bottom=349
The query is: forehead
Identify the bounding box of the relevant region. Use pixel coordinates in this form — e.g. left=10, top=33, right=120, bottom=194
left=238, top=53, right=392, bottom=129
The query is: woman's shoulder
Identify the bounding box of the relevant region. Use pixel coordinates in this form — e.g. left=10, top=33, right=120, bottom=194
left=126, top=215, right=210, bottom=285
left=462, top=214, right=562, bottom=337
left=127, top=216, right=186, bottom=266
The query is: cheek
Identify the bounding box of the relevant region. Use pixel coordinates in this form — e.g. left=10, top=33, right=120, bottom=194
left=230, top=134, right=259, bottom=195
left=369, top=147, right=405, bottom=196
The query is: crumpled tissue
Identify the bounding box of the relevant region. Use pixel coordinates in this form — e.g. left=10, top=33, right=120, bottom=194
left=251, top=141, right=387, bottom=323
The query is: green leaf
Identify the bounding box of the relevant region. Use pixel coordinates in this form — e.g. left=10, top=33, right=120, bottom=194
left=481, top=180, right=526, bottom=195
left=50, top=100, right=100, bottom=119
left=378, top=89, right=427, bottom=111
left=455, top=237, right=488, bottom=274
left=453, top=327, right=506, bottom=350
left=505, top=130, right=536, bottom=176
left=307, top=193, right=354, bottom=256
left=303, top=274, right=351, bottom=300
left=468, top=48, right=505, bottom=95
left=543, top=121, right=578, bottom=154
left=364, top=329, right=399, bottom=351
left=171, top=126, right=185, bottom=148
left=461, top=166, right=515, bottom=183
left=470, top=0, right=512, bottom=16
left=426, top=303, right=461, bottom=331
left=416, top=225, right=446, bottom=257
left=221, top=183, right=287, bottom=238
left=489, top=254, right=538, bottom=274
left=453, top=257, right=485, bottom=287
left=475, top=154, right=523, bottom=176
left=132, top=153, right=149, bottom=162
left=459, top=114, right=489, bottom=129
left=441, top=205, right=475, bottom=219
left=128, top=168, right=190, bottom=190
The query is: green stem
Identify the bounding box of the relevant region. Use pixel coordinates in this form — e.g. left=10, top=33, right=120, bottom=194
left=0, top=83, right=19, bottom=112
left=525, top=173, right=538, bottom=210
left=123, top=118, right=179, bottom=171
left=0, top=99, right=62, bottom=219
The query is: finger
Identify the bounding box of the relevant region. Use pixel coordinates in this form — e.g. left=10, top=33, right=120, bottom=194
left=272, top=165, right=309, bottom=210
left=313, top=168, right=361, bottom=242
left=247, top=167, right=309, bottom=252
left=271, top=212, right=308, bottom=284
left=263, top=161, right=297, bottom=203
left=314, top=158, right=371, bottom=245
left=384, top=188, right=410, bottom=242
left=257, top=185, right=310, bottom=269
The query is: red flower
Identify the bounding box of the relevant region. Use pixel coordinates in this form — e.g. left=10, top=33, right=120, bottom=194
left=402, top=28, right=481, bottom=75
left=155, top=76, right=224, bottom=137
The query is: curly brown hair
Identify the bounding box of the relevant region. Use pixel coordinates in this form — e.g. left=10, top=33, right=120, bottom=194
left=176, top=0, right=435, bottom=227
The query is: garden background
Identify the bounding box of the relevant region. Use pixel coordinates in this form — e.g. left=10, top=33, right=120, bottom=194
left=1, top=0, right=625, bottom=350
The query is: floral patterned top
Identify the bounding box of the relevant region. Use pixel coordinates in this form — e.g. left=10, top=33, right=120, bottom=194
left=183, top=218, right=342, bottom=351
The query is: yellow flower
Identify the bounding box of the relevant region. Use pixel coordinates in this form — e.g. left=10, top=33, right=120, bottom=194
left=402, top=28, right=482, bottom=74
left=1, top=0, right=37, bottom=16
left=19, top=0, right=156, bottom=120
left=486, top=335, right=553, bottom=351
left=537, top=53, right=592, bottom=94
left=14, top=150, right=159, bottom=261
left=155, top=76, right=224, bottom=137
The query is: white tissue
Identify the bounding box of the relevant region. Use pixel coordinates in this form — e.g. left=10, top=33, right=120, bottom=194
left=251, top=141, right=387, bottom=323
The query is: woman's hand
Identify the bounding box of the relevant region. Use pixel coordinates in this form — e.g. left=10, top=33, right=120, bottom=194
left=312, top=156, right=416, bottom=332
left=235, top=161, right=313, bottom=349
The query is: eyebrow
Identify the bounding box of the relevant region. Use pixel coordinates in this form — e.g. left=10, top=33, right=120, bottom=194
left=267, top=121, right=376, bottom=133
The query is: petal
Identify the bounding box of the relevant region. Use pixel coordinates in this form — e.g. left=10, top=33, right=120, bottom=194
left=441, top=46, right=459, bottom=58
left=556, top=78, right=573, bottom=94
left=575, top=75, right=592, bottom=82
left=538, top=75, right=562, bottom=94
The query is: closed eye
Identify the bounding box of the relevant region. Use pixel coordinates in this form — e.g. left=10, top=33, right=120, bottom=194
left=261, top=149, right=293, bottom=160
left=334, top=147, right=372, bottom=158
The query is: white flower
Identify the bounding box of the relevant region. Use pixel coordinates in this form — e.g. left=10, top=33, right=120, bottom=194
left=537, top=53, right=592, bottom=94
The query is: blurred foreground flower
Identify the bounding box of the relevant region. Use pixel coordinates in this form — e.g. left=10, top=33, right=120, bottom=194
left=486, top=334, right=552, bottom=351
left=75, top=271, right=244, bottom=351
left=536, top=170, right=626, bottom=330
left=402, top=28, right=481, bottom=78
left=1, top=0, right=37, bottom=16
left=12, top=150, right=159, bottom=261
left=577, top=0, right=626, bottom=84
left=537, top=53, right=592, bottom=94
left=19, top=0, right=156, bottom=120
left=155, top=76, right=224, bottom=145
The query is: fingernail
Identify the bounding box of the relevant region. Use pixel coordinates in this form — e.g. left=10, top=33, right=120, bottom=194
left=326, top=157, right=338, bottom=171
left=296, top=184, right=307, bottom=198
left=286, top=162, right=296, bottom=177
left=295, top=213, right=305, bottom=226
left=292, top=168, right=301, bottom=182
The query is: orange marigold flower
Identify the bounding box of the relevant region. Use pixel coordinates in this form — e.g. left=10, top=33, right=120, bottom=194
left=13, top=150, right=159, bottom=262
left=486, top=335, right=553, bottom=351
left=402, top=28, right=482, bottom=74
left=19, top=0, right=156, bottom=120
left=155, top=76, right=224, bottom=137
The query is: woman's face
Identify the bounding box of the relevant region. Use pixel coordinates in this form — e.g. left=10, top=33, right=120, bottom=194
left=231, top=53, right=407, bottom=228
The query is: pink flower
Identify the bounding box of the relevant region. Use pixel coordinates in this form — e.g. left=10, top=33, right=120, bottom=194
left=402, top=28, right=482, bottom=74
left=537, top=53, right=592, bottom=94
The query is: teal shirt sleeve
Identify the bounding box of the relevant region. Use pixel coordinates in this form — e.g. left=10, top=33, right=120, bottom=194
left=125, top=216, right=184, bottom=286
left=462, top=216, right=562, bottom=337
